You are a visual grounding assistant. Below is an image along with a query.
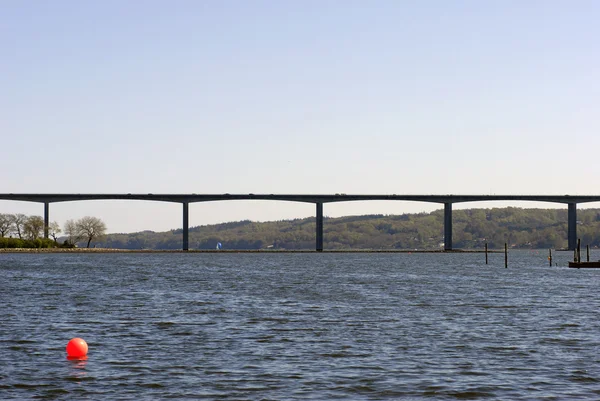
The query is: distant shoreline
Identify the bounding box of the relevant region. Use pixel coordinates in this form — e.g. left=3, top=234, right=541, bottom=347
left=0, top=248, right=509, bottom=254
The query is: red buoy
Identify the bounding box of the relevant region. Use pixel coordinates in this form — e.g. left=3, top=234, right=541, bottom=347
left=66, top=338, right=88, bottom=358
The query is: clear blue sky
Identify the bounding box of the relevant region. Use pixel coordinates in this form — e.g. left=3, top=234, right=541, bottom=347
left=2, top=1, right=599, bottom=233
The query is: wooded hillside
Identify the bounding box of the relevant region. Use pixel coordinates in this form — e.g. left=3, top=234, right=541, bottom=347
left=93, top=207, right=600, bottom=250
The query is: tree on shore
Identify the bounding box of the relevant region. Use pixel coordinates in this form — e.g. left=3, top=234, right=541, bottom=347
left=48, top=221, right=61, bottom=243
left=76, top=216, right=107, bottom=248
left=0, top=214, right=12, bottom=237
left=23, top=216, right=44, bottom=240
left=64, top=219, right=82, bottom=246
left=11, top=214, right=27, bottom=239
left=0, top=214, right=107, bottom=249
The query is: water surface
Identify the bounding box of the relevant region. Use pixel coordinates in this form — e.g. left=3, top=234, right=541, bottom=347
left=2, top=251, right=600, bottom=399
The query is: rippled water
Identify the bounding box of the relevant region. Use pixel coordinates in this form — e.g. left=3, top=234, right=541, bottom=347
left=2, top=251, right=600, bottom=400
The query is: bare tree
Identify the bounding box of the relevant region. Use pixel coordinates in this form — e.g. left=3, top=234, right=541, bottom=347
left=11, top=214, right=27, bottom=239
left=0, top=214, right=13, bottom=237
left=48, top=221, right=61, bottom=243
left=76, top=216, right=107, bottom=248
left=23, top=216, right=45, bottom=240
left=64, top=219, right=82, bottom=246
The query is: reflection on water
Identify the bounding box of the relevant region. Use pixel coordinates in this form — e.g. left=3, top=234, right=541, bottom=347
left=67, top=355, right=88, bottom=362
left=67, top=357, right=87, bottom=379
left=2, top=251, right=600, bottom=400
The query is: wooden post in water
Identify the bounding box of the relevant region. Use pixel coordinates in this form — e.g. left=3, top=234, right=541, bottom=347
left=485, top=243, right=488, bottom=265
left=587, top=245, right=590, bottom=262
left=504, top=243, right=508, bottom=268
left=548, top=249, right=552, bottom=267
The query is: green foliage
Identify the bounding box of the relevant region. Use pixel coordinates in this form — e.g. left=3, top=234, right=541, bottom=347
left=89, top=207, right=600, bottom=251
left=0, top=237, right=57, bottom=249
left=0, top=214, right=105, bottom=249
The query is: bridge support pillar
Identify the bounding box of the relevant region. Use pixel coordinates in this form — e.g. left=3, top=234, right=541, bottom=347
left=444, top=202, right=453, bottom=251
left=316, top=202, right=323, bottom=252
left=568, top=202, right=577, bottom=251
left=183, top=202, right=189, bottom=251
left=44, top=201, right=49, bottom=239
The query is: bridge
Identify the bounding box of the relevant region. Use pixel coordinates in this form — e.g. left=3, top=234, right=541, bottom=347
left=2, top=193, right=599, bottom=251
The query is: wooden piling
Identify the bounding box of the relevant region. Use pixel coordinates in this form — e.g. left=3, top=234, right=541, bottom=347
left=504, top=243, right=508, bottom=268
left=485, top=243, right=488, bottom=265
left=548, top=249, right=552, bottom=267
left=587, top=245, right=590, bottom=262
